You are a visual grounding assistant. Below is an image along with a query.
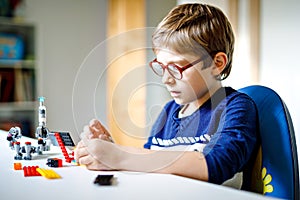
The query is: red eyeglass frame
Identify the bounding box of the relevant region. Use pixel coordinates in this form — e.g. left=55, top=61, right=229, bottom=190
left=149, top=57, right=205, bottom=79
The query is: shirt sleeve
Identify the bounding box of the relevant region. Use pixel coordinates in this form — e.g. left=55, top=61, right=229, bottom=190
left=203, top=94, right=258, bottom=184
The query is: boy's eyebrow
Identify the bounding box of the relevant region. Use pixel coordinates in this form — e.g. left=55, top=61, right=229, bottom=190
left=157, top=58, right=190, bottom=65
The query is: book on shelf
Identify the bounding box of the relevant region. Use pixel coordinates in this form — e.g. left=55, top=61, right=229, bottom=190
left=0, top=68, right=35, bottom=102
left=0, top=68, right=15, bottom=102
left=23, top=68, right=35, bottom=101
left=14, top=67, right=25, bottom=101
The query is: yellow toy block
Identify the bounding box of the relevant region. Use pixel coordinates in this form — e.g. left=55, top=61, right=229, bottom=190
left=36, top=168, right=61, bottom=179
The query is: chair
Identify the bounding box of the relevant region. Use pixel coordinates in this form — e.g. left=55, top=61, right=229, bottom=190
left=239, top=85, right=299, bottom=200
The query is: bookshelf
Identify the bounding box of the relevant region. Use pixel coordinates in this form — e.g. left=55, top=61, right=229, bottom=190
left=0, top=18, right=37, bottom=137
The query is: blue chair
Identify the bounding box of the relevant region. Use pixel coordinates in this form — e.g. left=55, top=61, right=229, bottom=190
left=239, top=85, right=299, bottom=200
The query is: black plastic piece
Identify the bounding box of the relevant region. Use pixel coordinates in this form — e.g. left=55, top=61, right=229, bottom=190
left=94, top=175, right=114, bottom=185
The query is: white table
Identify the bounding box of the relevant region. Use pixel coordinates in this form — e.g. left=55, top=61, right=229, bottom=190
left=0, top=130, right=275, bottom=200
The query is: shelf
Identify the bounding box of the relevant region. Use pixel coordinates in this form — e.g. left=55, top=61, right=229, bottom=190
left=0, top=59, right=35, bottom=69
left=0, top=101, right=37, bottom=112
left=0, top=17, right=34, bottom=27
left=0, top=18, right=37, bottom=137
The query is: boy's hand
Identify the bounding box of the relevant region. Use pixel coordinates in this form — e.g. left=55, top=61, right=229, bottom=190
left=84, top=119, right=113, bottom=142
left=74, top=137, right=118, bottom=171
left=74, top=119, right=115, bottom=170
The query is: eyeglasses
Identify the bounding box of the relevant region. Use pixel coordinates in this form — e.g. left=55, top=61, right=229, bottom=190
left=149, top=57, right=205, bottom=80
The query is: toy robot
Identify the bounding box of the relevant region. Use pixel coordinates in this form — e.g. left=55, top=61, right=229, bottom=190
left=23, top=142, right=36, bottom=160
left=14, top=141, right=23, bottom=160
left=7, top=126, right=22, bottom=149
left=35, top=96, right=51, bottom=153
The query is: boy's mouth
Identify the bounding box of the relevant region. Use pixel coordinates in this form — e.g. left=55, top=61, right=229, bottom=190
left=169, top=91, right=181, bottom=97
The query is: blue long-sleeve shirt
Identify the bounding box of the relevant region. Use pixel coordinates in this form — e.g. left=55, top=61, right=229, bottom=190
left=144, top=87, right=257, bottom=184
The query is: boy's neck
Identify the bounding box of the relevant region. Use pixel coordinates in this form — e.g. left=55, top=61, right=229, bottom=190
left=179, top=84, right=223, bottom=118
left=178, top=103, right=194, bottom=118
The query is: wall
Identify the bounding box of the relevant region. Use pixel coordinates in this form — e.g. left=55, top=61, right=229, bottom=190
left=260, top=0, right=300, bottom=167
left=25, top=0, right=107, bottom=142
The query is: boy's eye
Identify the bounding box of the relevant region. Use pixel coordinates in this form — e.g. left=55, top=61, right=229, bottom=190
left=168, top=64, right=179, bottom=73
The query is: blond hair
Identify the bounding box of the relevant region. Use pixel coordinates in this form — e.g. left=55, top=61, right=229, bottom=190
left=152, top=3, right=235, bottom=80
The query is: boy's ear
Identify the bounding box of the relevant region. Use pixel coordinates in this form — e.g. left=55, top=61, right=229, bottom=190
left=212, top=52, right=228, bottom=77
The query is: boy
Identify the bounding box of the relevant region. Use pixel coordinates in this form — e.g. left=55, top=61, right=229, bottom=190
left=74, top=3, right=257, bottom=188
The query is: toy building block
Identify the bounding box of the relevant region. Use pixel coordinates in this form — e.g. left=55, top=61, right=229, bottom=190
left=36, top=168, right=61, bottom=179
left=71, top=159, right=79, bottom=166
left=54, top=132, right=74, bottom=163
left=14, top=163, right=22, bottom=170
left=46, top=158, right=63, bottom=167
left=49, top=132, right=75, bottom=147
left=57, top=132, right=75, bottom=146
left=37, top=138, right=45, bottom=154
left=14, top=142, right=23, bottom=160
left=23, top=142, right=33, bottom=160
left=94, top=175, right=114, bottom=185
left=23, top=166, right=41, bottom=177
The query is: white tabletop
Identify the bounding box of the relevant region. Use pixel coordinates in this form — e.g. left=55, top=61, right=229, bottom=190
left=0, top=130, right=275, bottom=200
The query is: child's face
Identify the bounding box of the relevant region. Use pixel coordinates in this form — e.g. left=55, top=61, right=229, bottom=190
left=156, top=50, right=220, bottom=106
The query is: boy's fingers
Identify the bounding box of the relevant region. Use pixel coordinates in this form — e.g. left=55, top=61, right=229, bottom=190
left=80, top=131, right=91, bottom=146
left=76, top=140, right=85, bottom=148
left=99, top=134, right=113, bottom=142
left=89, top=119, right=101, bottom=130
left=99, top=134, right=110, bottom=141
left=78, top=154, right=93, bottom=165
left=74, top=144, right=89, bottom=161
left=80, top=125, right=93, bottom=139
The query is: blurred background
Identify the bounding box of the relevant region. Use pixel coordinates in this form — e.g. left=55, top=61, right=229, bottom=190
left=0, top=0, right=299, bottom=166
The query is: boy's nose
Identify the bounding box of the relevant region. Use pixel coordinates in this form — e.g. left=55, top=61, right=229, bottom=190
left=162, top=70, right=175, bottom=85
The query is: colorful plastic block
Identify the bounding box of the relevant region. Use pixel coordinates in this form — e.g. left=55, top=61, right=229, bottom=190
left=94, top=174, right=114, bottom=185
left=54, top=132, right=74, bottom=163
left=71, top=159, right=79, bottom=166
left=36, top=168, right=61, bottom=179
left=14, top=162, right=22, bottom=170
left=23, top=166, right=41, bottom=177
left=46, top=158, right=63, bottom=167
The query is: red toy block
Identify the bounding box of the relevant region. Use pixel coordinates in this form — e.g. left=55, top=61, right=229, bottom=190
left=54, top=132, right=74, bottom=163
left=23, top=166, right=41, bottom=177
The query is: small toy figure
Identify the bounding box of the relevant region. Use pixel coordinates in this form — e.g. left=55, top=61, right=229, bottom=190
left=7, top=126, right=22, bottom=149
left=22, top=141, right=36, bottom=160
left=35, top=96, right=51, bottom=153
left=13, top=141, right=36, bottom=160
left=36, top=138, right=44, bottom=154
left=14, top=141, right=23, bottom=160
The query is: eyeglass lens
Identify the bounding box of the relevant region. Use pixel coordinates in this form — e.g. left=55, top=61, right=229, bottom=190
left=151, top=62, right=181, bottom=79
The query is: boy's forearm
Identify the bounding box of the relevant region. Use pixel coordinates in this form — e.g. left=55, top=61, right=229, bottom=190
left=156, top=151, right=209, bottom=181
left=116, top=145, right=209, bottom=181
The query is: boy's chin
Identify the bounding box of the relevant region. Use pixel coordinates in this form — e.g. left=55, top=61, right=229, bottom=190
left=174, top=98, right=188, bottom=105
